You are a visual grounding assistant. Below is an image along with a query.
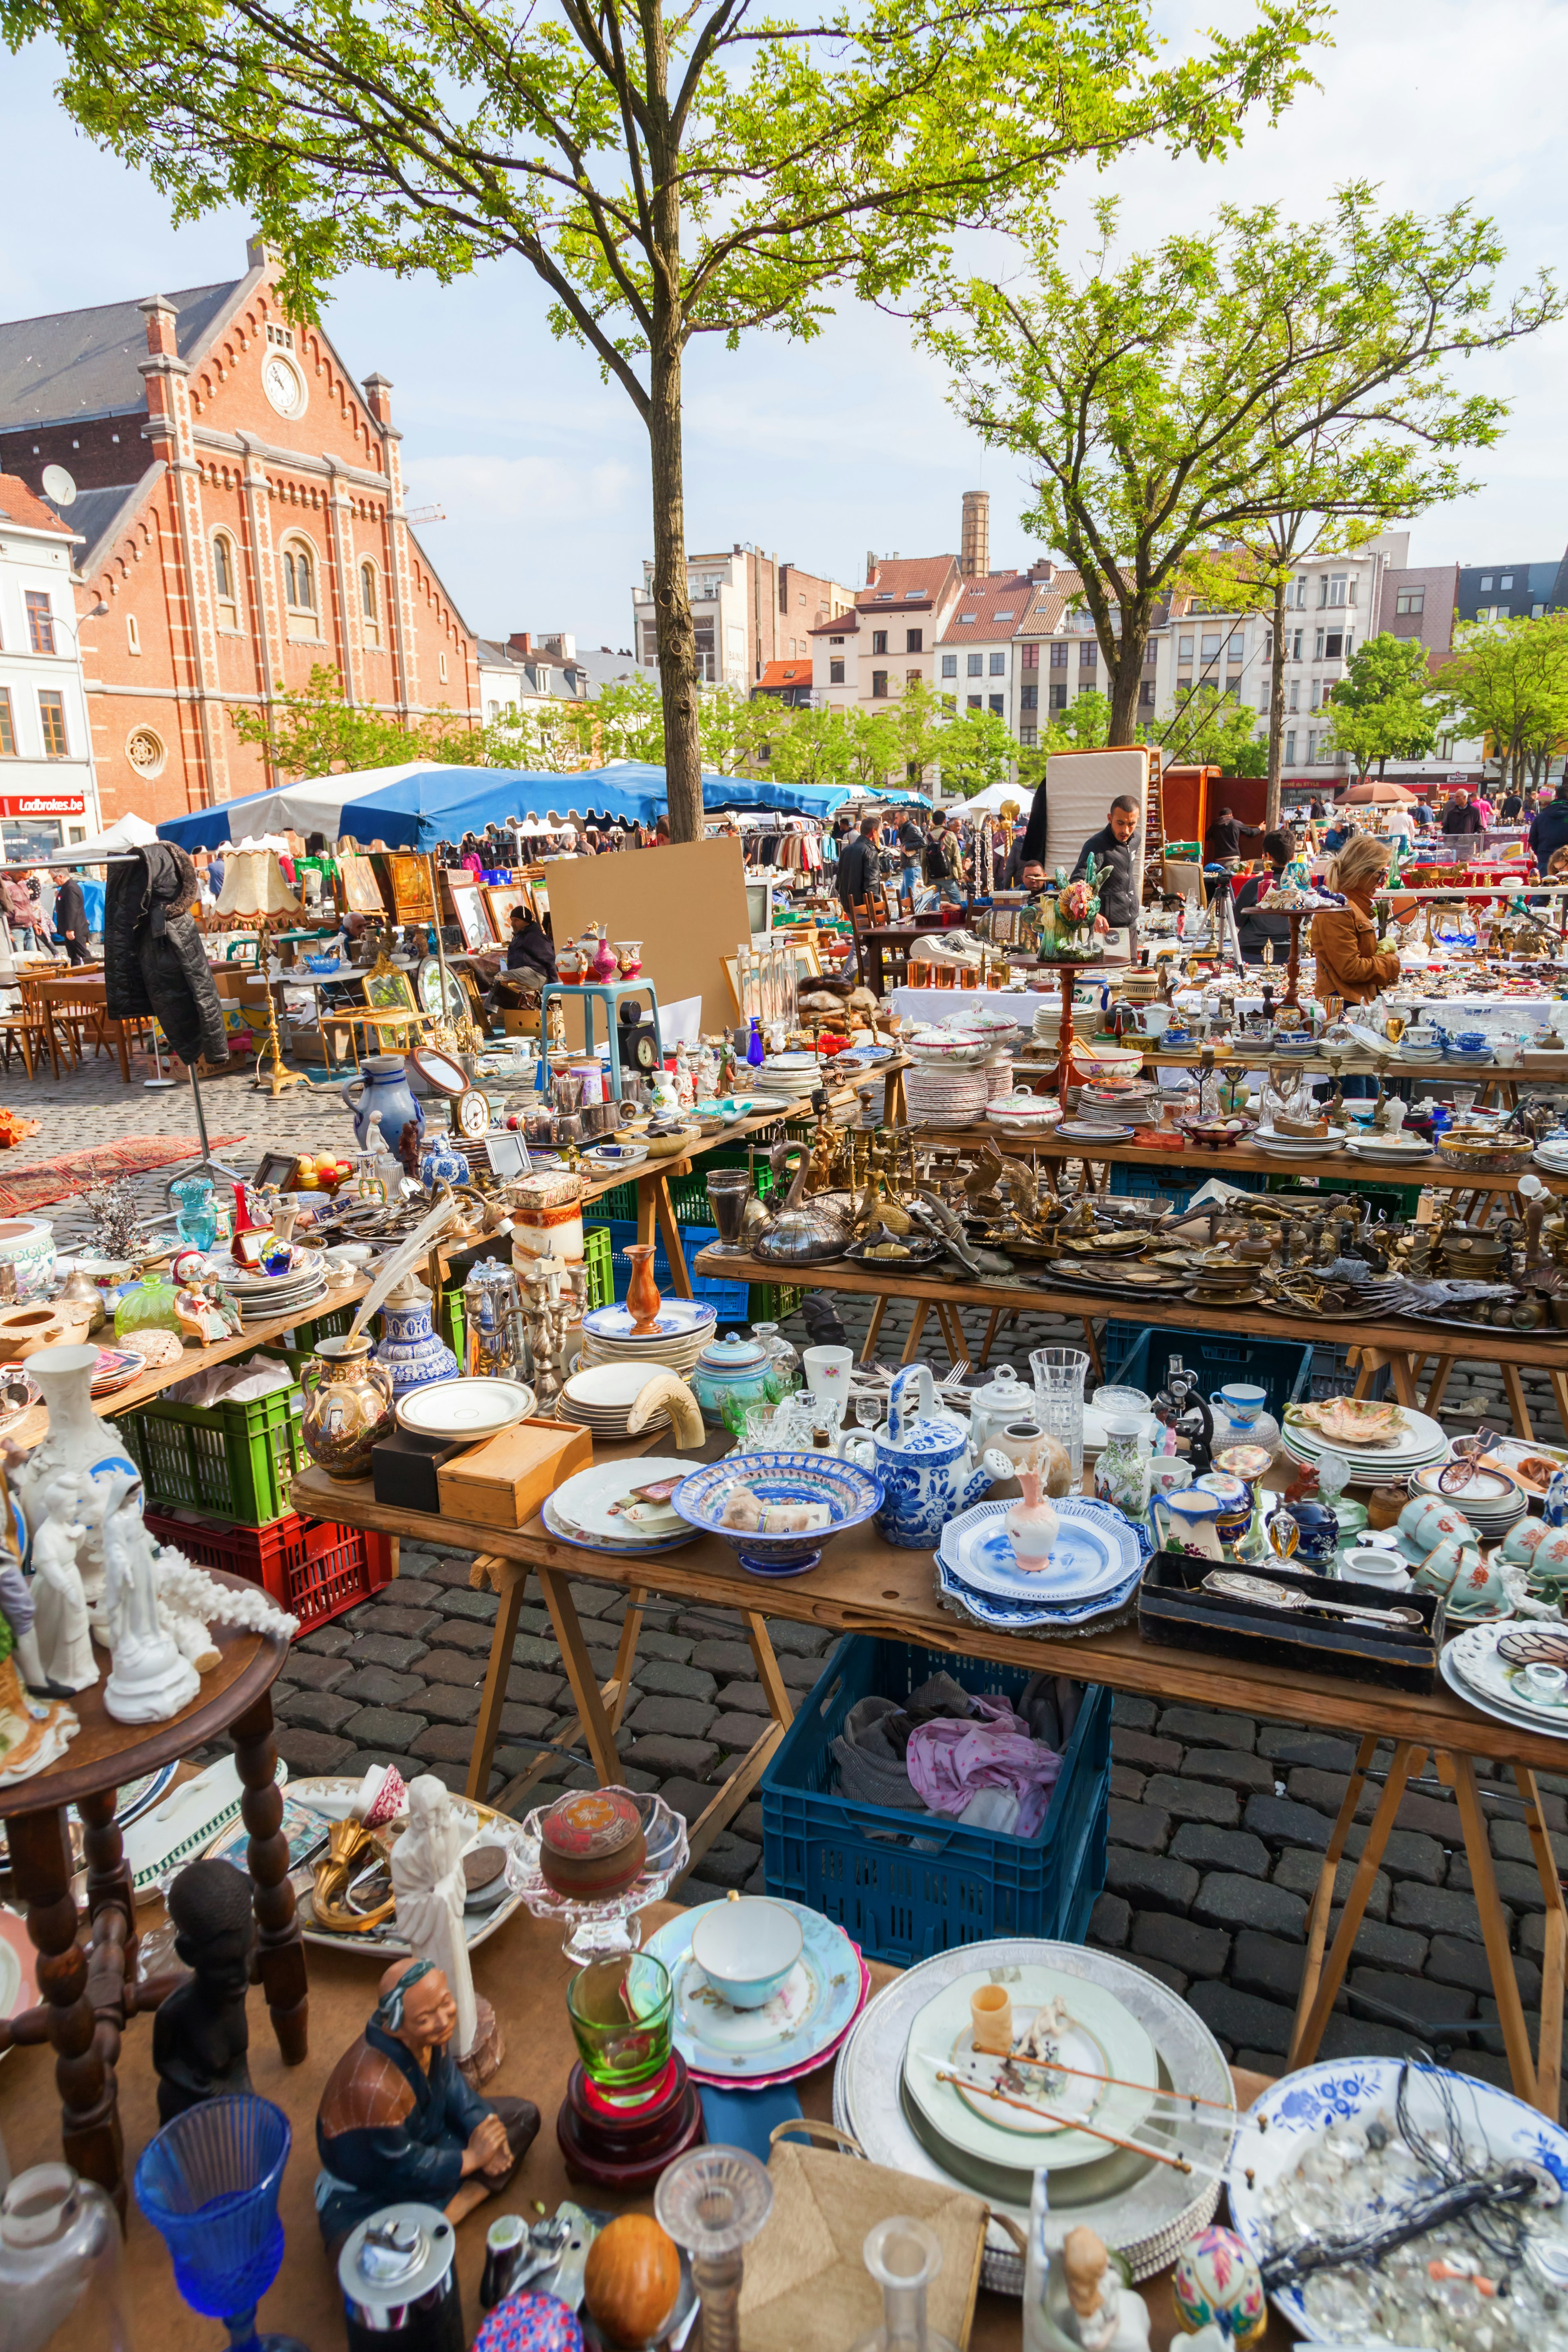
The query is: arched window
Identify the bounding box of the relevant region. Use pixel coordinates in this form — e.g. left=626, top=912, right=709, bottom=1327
left=282, top=537, right=317, bottom=638
left=212, top=531, right=239, bottom=630
left=360, top=560, right=381, bottom=648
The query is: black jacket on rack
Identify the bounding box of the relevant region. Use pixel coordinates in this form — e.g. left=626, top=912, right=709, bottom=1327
left=105, top=843, right=229, bottom=1067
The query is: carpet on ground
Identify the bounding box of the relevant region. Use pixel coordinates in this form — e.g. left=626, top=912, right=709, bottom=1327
left=0, top=1135, right=247, bottom=1213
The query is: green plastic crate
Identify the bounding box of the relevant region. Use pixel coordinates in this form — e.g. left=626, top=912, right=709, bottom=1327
left=583, top=1225, right=613, bottom=1311
left=748, top=1281, right=805, bottom=1322
left=116, top=1382, right=307, bottom=1525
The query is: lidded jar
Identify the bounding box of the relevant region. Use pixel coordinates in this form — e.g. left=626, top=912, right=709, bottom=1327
left=0, top=2164, right=127, bottom=2352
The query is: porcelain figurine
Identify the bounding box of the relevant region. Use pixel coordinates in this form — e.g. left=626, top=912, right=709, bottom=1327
left=8, top=1343, right=139, bottom=1583
left=314, top=1957, right=541, bottom=2245
left=152, top=1858, right=256, bottom=2123
left=31, top=1474, right=97, bottom=1691
left=1033, top=2229, right=1150, bottom=2352
left=0, top=1465, right=80, bottom=1781
left=99, top=1472, right=203, bottom=1723
left=391, top=1774, right=501, bottom=2087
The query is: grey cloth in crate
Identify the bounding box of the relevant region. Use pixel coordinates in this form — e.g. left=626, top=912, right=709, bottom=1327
left=834, top=1695, right=929, bottom=1812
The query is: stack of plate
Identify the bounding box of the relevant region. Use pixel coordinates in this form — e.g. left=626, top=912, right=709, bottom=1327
left=644, top=1898, right=870, bottom=2086
left=1407, top=1459, right=1528, bottom=1538
left=1344, top=1131, right=1433, bottom=1165
left=1441, top=1621, right=1568, bottom=1740
left=907, top=1063, right=989, bottom=1127
left=1254, top=1125, right=1347, bottom=1158
left=936, top=1497, right=1147, bottom=1631
left=555, top=1360, right=676, bottom=1437
left=91, top=1345, right=147, bottom=1399
left=1057, top=1118, right=1133, bottom=1144
left=210, top=1247, right=330, bottom=1323
left=752, top=1052, right=825, bottom=1101
left=577, top=1297, right=715, bottom=1377
left=835, top=1943, right=1232, bottom=2294
left=1533, top=1134, right=1568, bottom=1176
left=1281, top=1399, right=1450, bottom=1483
left=544, top=1458, right=700, bottom=1555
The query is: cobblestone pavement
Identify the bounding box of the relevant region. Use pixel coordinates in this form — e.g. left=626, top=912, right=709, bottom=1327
left=16, top=1048, right=1555, bottom=2101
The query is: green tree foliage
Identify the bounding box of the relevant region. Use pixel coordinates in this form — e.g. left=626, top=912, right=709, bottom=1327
left=936, top=707, right=1019, bottom=795
left=229, top=664, right=480, bottom=779
left=1149, top=682, right=1266, bottom=775
left=1432, top=616, right=1568, bottom=793
left=1322, top=633, right=1438, bottom=782
left=4, top=0, right=1325, bottom=843
left=928, top=188, right=1559, bottom=750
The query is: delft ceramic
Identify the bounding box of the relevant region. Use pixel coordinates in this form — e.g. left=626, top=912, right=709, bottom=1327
left=0, top=1218, right=56, bottom=1303
left=670, top=1449, right=883, bottom=1577
left=1399, top=1496, right=1474, bottom=1552
left=966, top=1363, right=1034, bottom=1455
left=1284, top=1497, right=1339, bottom=1565
left=343, top=1054, right=425, bottom=1156
left=299, top=1334, right=396, bottom=1480
left=419, top=1134, right=470, bottom=1192
left=688, top=1897, right=802, bottom=2009
left=860, top=1364, right=1012, bottom=1550
left=1545, top=1466, right=1568, bottom=1528
left=374, top=1282, right=460, bottom=1397
left=690, top=1332, right=778, bottom=1431
left=1171, top=2225, right=1266, bottom=2350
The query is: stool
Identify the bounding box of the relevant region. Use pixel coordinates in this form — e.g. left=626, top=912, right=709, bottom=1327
left=535, top=980, right=663, bottom=1099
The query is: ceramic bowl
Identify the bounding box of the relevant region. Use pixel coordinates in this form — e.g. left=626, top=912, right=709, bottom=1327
left=1341, top=1546, right=1413, bottom=1592
left=670, top=1449, right=884, bottom=1577
left=688, top=1896, right=804, bottom=2009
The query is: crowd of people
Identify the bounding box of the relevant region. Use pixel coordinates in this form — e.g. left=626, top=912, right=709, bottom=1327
left=0, top=866, right=92, bottom=962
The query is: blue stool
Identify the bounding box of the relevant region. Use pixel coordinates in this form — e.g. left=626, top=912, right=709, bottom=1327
left=536, top=979, right=664, bottom=1099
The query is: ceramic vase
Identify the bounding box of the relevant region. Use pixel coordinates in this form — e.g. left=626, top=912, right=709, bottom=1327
left=300, top=1335, right=396, bottom=1479
left=1006, top=1470, right=1060, bottom=1566
left=624, top=1243, right=663, bottom=1335
left=419, top=1136, right=470, bottom=1192
left=374, top=1284, right=459, bottom=1398
left=11, top=1343, right=140, bottom=1579
left=592, top=929, right=619, bottom=984
left=690, top=1334, right=778, bottom=1431
left=342, top=1054, right=425, bottom=1156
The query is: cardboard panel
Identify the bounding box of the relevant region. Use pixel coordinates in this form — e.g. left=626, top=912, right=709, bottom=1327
left=542, top=836, right=751, bottom=1042
left=1042, top=746, right=1149, bottom=879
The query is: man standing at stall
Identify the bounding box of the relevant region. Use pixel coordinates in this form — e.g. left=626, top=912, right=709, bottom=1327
left=1203, top=804, right=1265, bottom=866
left=836, top=813, right=883, bottom=916
left=1047, top=793, right=1144, bottom=958
left=1441, top=786, right=1483, bottom=837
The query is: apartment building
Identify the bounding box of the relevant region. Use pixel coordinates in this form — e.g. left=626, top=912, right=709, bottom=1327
left=1374, top=565, right=1458, bottom=666
left=0, top=474, right=100, bottom=860
left=631, top=547, right=853, bottom=689
left=1455, top=556, right=1568, bottom=627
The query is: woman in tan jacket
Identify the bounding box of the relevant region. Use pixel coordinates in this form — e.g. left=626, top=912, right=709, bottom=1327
left=1310, top=833, right=1401, bottom=1006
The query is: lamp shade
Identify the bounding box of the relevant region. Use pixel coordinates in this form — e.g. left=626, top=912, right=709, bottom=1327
left=217, top=848, right=301, bottom=918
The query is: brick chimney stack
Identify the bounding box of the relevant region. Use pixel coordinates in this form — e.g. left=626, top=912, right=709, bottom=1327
left=363, top=373, right=394, bottom=428
left=866, top=550, right=878, bottom=585
left=508, top=632, right=534, bottom=657
left=960, top=490, right=990, bottom=579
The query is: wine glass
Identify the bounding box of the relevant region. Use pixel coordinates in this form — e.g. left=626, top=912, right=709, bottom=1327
left=134, top=2096, right=306, bottom=2352
left=855, top=1392, right=883, bottom=1437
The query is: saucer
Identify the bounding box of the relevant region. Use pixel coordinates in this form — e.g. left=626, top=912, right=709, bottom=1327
left=645, top=1899, right=868, bottom=2085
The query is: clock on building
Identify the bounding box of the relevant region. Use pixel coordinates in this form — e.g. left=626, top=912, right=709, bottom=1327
left=262, top=354, right=305, bottom=418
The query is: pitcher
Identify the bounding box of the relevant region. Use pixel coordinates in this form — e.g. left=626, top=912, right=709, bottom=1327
left=342, top=1054, right=424, bottom=1156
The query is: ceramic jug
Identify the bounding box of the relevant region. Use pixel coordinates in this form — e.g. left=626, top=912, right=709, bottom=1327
left=300, top=1334, right=396, bottom=1480
left=374, top=1271, right=459, bottom=1397
left=846, top=1363, right=1011, bottom=1549
left=342, top=1054, right=425, bottom=1156
left=1154, top=1487, right=1227, bottom=1559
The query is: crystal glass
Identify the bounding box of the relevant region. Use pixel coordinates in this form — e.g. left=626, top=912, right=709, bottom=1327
left=566, top=1950, right=674, bottom=2099
left=1030, top=1346, right=1090, bottom=1483
left=0, top=2165, right=127, bottom=2352
left=114, top=1267, right=183, bottom=1343
left=751, top=1321, right=801, bottom=1392
left=655, top=2147, right=774, bottom=2352
left=170, top=1175, right=217, bottom=1254
left=850, top=2217, right=958, bottom=2352
left=855, top=1392, right=883, bottom=1435
left=134, top=2095, right=306, bottom=2352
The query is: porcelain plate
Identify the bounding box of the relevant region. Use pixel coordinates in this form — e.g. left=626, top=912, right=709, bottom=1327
left=646, top=1898, right=868, bottom=2084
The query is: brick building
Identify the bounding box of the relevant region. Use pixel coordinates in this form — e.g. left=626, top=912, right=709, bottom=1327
left=0, top=239, right=479, bottom=826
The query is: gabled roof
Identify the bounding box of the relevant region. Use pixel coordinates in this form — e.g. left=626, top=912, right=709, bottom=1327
left=938, top=571, right=1038, bottom=643
left=0, top=474, right=75, bottom=536
left=0, top=281, right=246, bottom=430
left=858, top=555, right=959, bottom=609
left=67, top=479, right=149, bottom=575
left=756, top=659, right=813, bottom=690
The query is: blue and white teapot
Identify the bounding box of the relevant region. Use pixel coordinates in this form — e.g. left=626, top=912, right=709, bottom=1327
left=846, top=1363, right=1011, bottom=1549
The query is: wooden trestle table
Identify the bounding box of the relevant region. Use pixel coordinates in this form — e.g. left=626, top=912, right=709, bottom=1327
left=293, top=1444, right=1568, bottom=2123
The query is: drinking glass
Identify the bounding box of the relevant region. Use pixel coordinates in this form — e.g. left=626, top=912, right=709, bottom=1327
left=855, top=1393, right=883, bottom=1436
left=707, top=1169, right=752, bottom=1256
left=566, top=1950, right=674, bottom=2099
left=1030, top=1346, right=1090, bottom=1483
left=134, top=2096, right=305, bottom=2352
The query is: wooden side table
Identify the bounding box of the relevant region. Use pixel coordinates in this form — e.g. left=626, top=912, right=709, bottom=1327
left=0, top=1588, right=305, bottom=2212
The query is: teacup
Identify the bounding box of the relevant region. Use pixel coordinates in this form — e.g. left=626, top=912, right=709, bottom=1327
left=1502, top=1519, right=1551, bottom=1567
left=1525, top=1526, right=1568, bottom=1584
left=1491, top=1038, right=1522, bottom=1069
left=1440, top=1546, right=1513, bottom=1619
left=1211, top=1382, right=1267, bottom=1429
left=1412, top=1535, right=1487, bottom=1602
left=1399, top=1497, right=1474, bottom=1553
left=689, top=1897, right=803, bottom=2009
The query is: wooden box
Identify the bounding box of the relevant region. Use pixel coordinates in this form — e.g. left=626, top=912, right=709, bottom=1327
left=436, top=1419, right=592, bottom=1528
left=1138, top=1550, right=1442, bottom=1693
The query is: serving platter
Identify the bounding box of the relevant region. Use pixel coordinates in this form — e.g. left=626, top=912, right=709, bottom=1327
left=937, top=1497, right=1143, bottom=1605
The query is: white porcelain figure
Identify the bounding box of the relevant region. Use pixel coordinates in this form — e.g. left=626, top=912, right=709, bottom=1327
left=99, top=1475, right=201, bottom=1724
left=391, top=1774, right=479, bottom=2061
left=1058, top=2230, right=1151, bottom=2352
left=31, top=1476, right=96, bottom=1691
left=10, top=1345, right=139, bottom=1602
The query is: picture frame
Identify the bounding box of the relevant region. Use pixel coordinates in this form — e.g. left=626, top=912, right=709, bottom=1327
left=338, top=852, right=386, bottom=916
left=446, top=876, right=497, bottom=951
left=381, top=852, right=434, bottom=924
left=483, top=882, right=531, bottom=935
left=251, top=1149, right=298, bottom=1192
left=365, top=964, right=418, bottom=1015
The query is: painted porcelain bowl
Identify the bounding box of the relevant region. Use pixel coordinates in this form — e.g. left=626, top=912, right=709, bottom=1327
left=670, top=1450, right=883, bottom=1577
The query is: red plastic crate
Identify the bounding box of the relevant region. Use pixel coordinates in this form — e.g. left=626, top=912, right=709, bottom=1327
left=145, top=1507, right=394, bottom=1632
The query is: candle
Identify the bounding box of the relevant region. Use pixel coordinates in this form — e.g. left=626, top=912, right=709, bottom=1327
left=970, top=1983, right=1013, bottom=2057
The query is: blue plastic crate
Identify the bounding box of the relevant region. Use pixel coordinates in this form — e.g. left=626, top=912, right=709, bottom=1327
left=1105, top=1325, right=1314, bottom=1422
left=1107, top=1160, right=1265, bottom=1211
left=584, top=1218, right=750, bottom=1326
left=760, top=1637, right=1111, bottom=1964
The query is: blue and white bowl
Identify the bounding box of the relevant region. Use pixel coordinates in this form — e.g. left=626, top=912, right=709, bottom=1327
left=671, top=1450, right=883, bottom=1577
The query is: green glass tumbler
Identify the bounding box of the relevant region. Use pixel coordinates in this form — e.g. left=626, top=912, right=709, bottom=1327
left=566, top=1951, right=674, bottom=2099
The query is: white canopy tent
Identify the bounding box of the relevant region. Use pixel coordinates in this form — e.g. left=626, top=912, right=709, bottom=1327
left=963, top=780, right=1030, bottom=817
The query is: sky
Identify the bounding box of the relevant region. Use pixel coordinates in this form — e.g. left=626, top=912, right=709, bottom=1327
left=3, top=0, right=1566, bottom=650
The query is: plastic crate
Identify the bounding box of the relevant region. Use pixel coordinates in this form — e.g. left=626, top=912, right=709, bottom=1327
left=760, top=1637, right=1111, bottom=1964
left=145, top=1507, right=394, bottom=1632
left=584, top=1218, right=750, bottom=1325
left=116, top=1381, right=307, bottom=1526
left=748, top=1281, right=805, bottom=1323
left=583, top=1224, right=614, bottom=1311
left=1105, top=1326, right=1314, bottom=1422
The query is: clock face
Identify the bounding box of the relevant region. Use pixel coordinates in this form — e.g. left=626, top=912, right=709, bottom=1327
left=633, top=1033, right=659, bottom=1072
left=454, top=1088, right=491, bottom=1140
left=263, top=354, right=304, bottom=418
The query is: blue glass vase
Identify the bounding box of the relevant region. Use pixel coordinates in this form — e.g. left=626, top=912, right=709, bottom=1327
left=134, top=2095, right=307, bottom=2352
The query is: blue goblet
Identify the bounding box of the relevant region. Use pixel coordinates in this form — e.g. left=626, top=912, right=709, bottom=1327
left=134, top=2094, right=307, bottom=2352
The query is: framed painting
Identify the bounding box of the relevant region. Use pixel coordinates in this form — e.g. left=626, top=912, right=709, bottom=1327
left=338, top=852, right=386, bottom=916
left=381, top=853, right=435, bottom=924
left=484, top=882, right=531, bottom=935
left=446, top=877, right=497, bottom=951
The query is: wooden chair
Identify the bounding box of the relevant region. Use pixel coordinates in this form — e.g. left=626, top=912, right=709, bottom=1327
left=17, top=973, right=79, bottom=1079
left=0, top=987, right=49, bottom=1080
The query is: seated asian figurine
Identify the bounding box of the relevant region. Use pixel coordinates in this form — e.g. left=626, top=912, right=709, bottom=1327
left=314, top=1956, right=539, bottom=2250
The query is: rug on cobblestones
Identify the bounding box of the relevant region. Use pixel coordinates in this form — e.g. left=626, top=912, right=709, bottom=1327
left=0, top=1134, right=247, bottom=1211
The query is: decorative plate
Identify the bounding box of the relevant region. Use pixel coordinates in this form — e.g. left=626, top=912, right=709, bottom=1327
left=937, top=1497, right=1143, bottom=1605
left=1226, top=2060, right=1568, bottom=2339
left=540, top=1495, right=695, bottom=1557
left=902, top=1964, right=1158, bottom=2172
left=396, top=1377, right=537, bottom=1439
left=582, top=1299, right=717, bottom=1342
left=552, top=1458, right=707, bottom=1541
left=1442, top=1623, right=1568, bottom=1736
left=645, top=1899, right=869, bottom=2085
left=1479, top=1436, right=1568, bottom=1496
left=935, top=1551, right=1143, bottom=1633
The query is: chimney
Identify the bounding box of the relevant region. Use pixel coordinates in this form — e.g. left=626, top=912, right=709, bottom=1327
left=246, top=234, right=281, bottom=272
left=363, top=372, right=394, bottom=427
left=139, top=296, right=179, bottom=359
left=866, top=550, right=878, bottom=584
left=508, top=632, right=534, bottom=658
left=1027, top=558, right=1056, bottom=585
left=960, top=490, right=989, bottom=579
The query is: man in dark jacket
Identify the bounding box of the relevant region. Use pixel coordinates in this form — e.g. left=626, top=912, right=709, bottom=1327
left=923, top=813, right=965, bottom=903
left=1441, top=788, right=1483, bottom=836
left=1233, top=829, right=1296, bottom=961
left=54, top=869, right=90, bottom=965
left=1203, top=804, right=1264, bottom=864
left=1528, top=785, right=1568, bottom=878
left=836, top=815, right=883, bottom=914
left=896, top=811, right=924, bottom=905
left=1068, top=794, right=1142, bottom=942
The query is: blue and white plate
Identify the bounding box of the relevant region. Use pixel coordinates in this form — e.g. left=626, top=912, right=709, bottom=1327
left=1227, top=2059, right=1568, bottom=2337
left=936, top=1552, right=1142, bottom=1632
left=646, top=1898, right=866, bottom=2084
left=583, top=1298, right=717, bottom=1343
left=672, top=1450, right=882, bottom=1577
left=938, top=1497, right=1143, bottom=1604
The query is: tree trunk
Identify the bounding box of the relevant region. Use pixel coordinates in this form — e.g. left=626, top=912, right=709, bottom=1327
left=648, top=303, right=702, bottom=841
left=1107, top=617, right=1149, bottom=746
left=1265, top=578, right=1286, bottom=831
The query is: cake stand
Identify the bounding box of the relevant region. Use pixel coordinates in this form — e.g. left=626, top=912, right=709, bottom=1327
left=505, top=1788, right=688, bottom=1962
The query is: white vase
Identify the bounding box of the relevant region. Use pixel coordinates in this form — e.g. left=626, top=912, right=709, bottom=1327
left=11, top=1344, right=139, bottom=1602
